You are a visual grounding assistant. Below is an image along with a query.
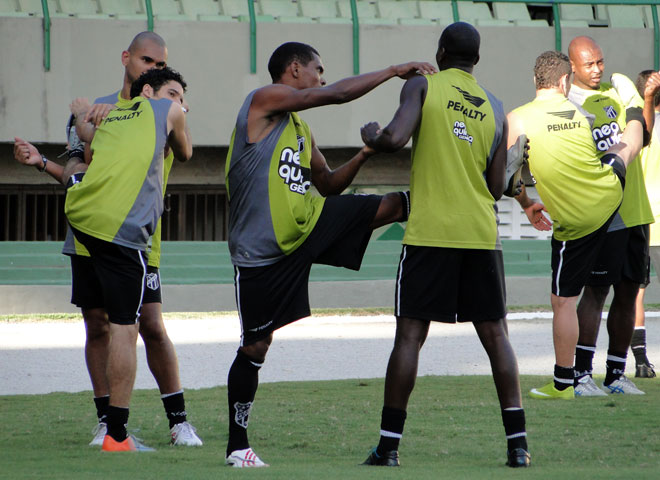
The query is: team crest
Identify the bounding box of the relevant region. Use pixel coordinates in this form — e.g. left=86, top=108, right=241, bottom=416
left=146, top=273, right=160, bottom=291
left=234, top=401, right=252, bottom=429
left=603, top=105, right=617, bottom=119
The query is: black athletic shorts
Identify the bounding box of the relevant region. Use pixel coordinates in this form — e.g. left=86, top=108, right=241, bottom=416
left=70, top=227, right=147, bottom=325
left=551, top=214, right=615, bottom=297
left=234, top=194, right=382, bottom=346
left=71, top=257, right=162, bottom=308
left=586, top=224, right=649, bottom=287
left=395, top=245, right=506, bottom=323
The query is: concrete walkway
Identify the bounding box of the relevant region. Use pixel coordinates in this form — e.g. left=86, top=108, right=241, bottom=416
left=1, top=313, right=658, bottom=395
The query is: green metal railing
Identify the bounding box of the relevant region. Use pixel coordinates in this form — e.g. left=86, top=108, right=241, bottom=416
left=38, top=0, right=659, bottom=74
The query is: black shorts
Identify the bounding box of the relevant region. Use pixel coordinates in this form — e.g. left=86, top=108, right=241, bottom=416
left=71, top=227, right=147, bottom=325
left=71, top=256, right=162, bottom=308
left=586, top=224, right=649, bottom=287
left=234, top=194, right=382, bottom=346
left=395, top=245, right=506, bottom=323
left=551, top=216, right=614, bottom=297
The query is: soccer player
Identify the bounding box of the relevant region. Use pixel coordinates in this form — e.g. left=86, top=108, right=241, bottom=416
left=568, top=36, right=656, bottom=395
left=224, top=41, right=435, bottom=467
left=509, top=51, right=659, bottom=400
left=359, top=23, right=530, bottom=468
left=13, top=32, right=201, bottom=447
left=64, top=66, right=192, bottom=451
left=631, top=69, right=660, bottom=378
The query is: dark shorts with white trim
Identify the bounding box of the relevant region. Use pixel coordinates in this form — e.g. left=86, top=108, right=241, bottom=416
left=71, top=257, right=162, bottom=309
left=586, top=224, right=649, bottom=287
left=550, top=213, right=616, bottom=297
left=70, top=226, right=147, bottom=325
left=395, top=245, right=506, bottom=323
left=233, top=194, right=382, bottom=346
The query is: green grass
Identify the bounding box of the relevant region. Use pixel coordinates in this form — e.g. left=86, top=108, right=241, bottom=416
left=2, top=376, right=659, bottom=479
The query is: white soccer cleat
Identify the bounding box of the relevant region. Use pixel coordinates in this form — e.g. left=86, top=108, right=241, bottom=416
left=226, top=448, right=269, bottom=468
left=574, top=376, right=607, bottom=397
left=603, top=375, right=645, bottom=395
left=170, top=421, right=203, bottom=446
left=89, top=422, right=107, bottom=446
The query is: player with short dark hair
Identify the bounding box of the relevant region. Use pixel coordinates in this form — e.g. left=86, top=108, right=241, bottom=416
left=65, top=66, right=192, bottom=452
left=224, top=41, right=436, bottom=468
left=359, top=22, right=530, bottom=469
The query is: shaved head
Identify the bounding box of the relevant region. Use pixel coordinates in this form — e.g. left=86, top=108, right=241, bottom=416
left=567, top=36, right=604, bottom=90
left=438, top=22, right=480, bottom=63
left=128, top=31, right=166, bottom=52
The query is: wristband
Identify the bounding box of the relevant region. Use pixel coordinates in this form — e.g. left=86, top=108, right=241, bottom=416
left=38, top=155, right=48, bottom=172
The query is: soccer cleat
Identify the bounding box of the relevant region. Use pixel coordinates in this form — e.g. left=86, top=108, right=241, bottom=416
left=362, top=447, right=400, bottom=467
left=89, top=422, right=107, bottom=446
left=635, top=362, right=656, bottom=378
left=504, top=134, right=527, bottom=197
left=611, top=73, right=643, bottom=109
left=529, top=382, right=574, bottom=400
left=101, top=434, right=155, bottom=452
left=225, top=448, right=268, bottom=468
left=574, top=375, right=607, bottom=397
left=506, top=448, right=531, bottom=468
left=603, top=375, right=645, bottom=395
left=170, top=421, right=203, bottom=446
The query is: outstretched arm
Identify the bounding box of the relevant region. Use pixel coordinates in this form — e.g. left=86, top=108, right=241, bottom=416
left=360, top=74, right=428, bottom=153
left=486, top=120, right=508, bottom=201
left=310, top=132, right=376, bottom=196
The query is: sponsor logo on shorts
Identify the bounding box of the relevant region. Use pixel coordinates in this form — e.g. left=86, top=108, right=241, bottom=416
left=278, top=135, right=311, bottom=195
left=452, top=121, right=473, bottom=144
left=247, top=320, right=273, bottom=332
left=234, top=401, right=252, bottom=429
left=146, top=272, right=160, bottom=291
left=592, top=121, right=621, bottom=151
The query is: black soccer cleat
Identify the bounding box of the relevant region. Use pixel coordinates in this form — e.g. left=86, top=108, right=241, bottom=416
left=362, top=447, right=400, bottom=467
left=506, top=448, right=531, bottom=468
left=635, top=362, right=656, bottom=378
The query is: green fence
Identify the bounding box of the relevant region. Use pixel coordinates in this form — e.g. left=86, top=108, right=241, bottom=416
left=0, top=239, right=554, bottom=286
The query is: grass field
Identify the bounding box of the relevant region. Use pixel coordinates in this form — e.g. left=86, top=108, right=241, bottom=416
left=2, top=375, right=659, bottom=479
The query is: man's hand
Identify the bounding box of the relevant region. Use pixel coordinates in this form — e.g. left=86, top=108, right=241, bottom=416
left=70, top=97, right=92, bottom=119
left=83, top=103, right=116, bottom=126
left=392, top=61, right=437, bottom=79
left=13, top=137, right=42, bottom=167
left=524, top=202, right=552, bottom=231
left=361, top=121, right=382, bottom=148
left=644, top=71, right=660, bottom=101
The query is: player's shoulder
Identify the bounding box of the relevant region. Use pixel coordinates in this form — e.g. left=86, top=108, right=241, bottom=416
left=93, top=91, right=121, bottom=105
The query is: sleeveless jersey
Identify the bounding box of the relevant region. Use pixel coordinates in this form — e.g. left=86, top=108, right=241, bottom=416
left=568, top=80, right=653, bottom=231
left=641, top=111, right=660, bottom=246
left=226, top=90, right=325, bottom=267
left=61, top=91, right=174, bottom=266
left=404, top=68, right=505, bottom=250
left=512, top=93, right=622, bottom=241
left=65, top=96, right=171, bottom=250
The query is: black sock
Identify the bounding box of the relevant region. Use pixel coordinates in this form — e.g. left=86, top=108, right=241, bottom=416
left=162, top=390, right=187, bottom=428
left=227, top=350, right=262, bottom=456
left=376, top=406, right=407, bottom=455
left=631, top=327, right=648, bottom=365
left=501, top=408, right=528, bottom=452
left=106, top=406, right=129, bottom=442
left=93, top=395, right=110, bottom=423
left=574, top=344, right=596, bottom=384
left=604, top=350, right=627, bottom=386
left=554, top=364, right=574, bottom=391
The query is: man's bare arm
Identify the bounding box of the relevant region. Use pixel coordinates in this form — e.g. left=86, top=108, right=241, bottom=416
left=360, top=75, right=427, bottom=153
left=167, top=103, right=192, bottom=162
left=309, top=133, right=375, bottom=196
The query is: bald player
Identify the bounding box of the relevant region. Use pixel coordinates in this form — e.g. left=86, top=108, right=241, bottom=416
left=360, top=23, right=530, bottom=469
left=567, top=36, right=657, bottom=396
left=13, top=31, right=201, bottom=447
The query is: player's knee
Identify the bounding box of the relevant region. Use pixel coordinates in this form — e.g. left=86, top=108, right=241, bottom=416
left=83, top=308, right=110, bottom=339
left=239, top=340, right=271, bottom=364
